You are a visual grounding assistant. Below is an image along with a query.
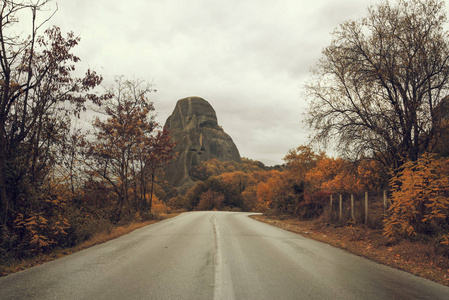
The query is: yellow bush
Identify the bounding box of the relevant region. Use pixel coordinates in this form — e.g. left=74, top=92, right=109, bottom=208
left=384, top=153, right=449, bottom=239
left=151, top=195, right=171, bottom=214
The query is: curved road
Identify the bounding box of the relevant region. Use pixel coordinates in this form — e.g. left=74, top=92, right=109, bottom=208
left=1, top=211, right=449, bottom=299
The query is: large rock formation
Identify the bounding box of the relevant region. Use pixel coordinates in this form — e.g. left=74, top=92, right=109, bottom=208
left=164, top=97, right=241, bottom=193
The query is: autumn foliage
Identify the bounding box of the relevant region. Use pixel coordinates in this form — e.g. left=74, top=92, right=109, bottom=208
left=180, top=145, right=390, bottom=220
left=0, top=3, right=175, bottom=261
left=384, top=154, right=449, bottom=242
left=84, top=77, right=174, bottom=221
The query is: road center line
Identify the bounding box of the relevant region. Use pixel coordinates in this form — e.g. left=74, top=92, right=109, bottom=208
left=211, top=214, right=235, bottom=300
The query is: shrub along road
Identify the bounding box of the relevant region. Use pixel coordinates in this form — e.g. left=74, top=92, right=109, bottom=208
left=0, top=211, right=449, bottom=299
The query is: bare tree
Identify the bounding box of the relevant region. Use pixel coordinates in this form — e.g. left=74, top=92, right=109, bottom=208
left=0, top=1, right=104, bottom=225
left=306, top=0, right=449, bottom=169
left=85, top=77, right=173, bottom=221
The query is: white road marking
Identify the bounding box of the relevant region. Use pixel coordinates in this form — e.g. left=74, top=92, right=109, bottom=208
left=211, top=214, right=235, bottom=300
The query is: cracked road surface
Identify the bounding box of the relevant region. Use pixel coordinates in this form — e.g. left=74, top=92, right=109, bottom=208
left=1, top=211, right=449, bottom=299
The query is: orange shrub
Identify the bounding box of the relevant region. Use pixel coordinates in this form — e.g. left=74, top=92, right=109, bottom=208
left=196, top=190, right=225, bottom=211
left=151, top=195, right=171, bottom=214
left=384, top=153, right=449, bottom=239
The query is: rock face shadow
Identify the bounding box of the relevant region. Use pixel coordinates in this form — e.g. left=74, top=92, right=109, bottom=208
left=164, top=97, right=241, bottom=193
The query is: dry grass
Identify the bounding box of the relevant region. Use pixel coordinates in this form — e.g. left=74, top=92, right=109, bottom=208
left=0, top=213, right=180, bottom=277
left=75, top=220, right=156, bottom=250
left=252, top=215, right=449, bottom=287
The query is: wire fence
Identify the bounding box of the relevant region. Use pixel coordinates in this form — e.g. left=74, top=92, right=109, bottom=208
left=328, top=190, right=391, bottom=228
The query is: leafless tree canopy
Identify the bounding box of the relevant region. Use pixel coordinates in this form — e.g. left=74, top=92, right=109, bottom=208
left=306, top=0, right=449, bottom=169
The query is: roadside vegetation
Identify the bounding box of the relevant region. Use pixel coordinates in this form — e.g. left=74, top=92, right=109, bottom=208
left=0, top=1, right=174, bottom=271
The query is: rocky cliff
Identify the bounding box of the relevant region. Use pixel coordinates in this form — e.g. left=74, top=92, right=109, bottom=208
left=164, top=97, right=241, bottom=193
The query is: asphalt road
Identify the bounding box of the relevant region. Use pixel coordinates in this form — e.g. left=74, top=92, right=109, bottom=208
left=1, top=211, right=449, bottom=299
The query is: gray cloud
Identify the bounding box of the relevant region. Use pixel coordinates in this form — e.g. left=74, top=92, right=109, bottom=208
left=47, top=0, right=385, bottom=165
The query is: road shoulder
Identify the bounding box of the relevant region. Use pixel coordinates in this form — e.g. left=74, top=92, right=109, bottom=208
left=251, top=215, right=449, bottom=287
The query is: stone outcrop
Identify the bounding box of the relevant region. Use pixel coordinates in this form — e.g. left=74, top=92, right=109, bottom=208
left=164, top=97, right=241, bottom=193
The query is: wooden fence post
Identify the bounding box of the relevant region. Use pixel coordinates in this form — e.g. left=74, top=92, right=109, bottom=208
left=339, top=194, right=343, bottom=223
left=351, top=194, right=354, bottom=221
left=365, top=191, right=369, bottom=226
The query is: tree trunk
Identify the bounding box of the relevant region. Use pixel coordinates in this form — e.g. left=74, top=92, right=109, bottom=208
left=140, top=167, right=147, bottom=212
left=148, top=171, right=155, bottom=212
left=0, top=122, right=8, bottom=225
left=0, top=67, right=11, bottom=226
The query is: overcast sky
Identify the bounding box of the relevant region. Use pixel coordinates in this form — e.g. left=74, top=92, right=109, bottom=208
left=42, top=0, right=384, bottom=165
